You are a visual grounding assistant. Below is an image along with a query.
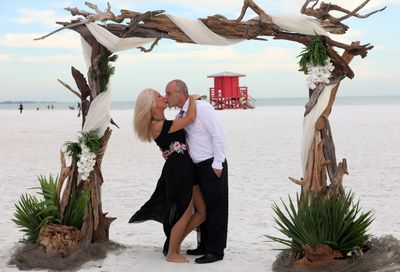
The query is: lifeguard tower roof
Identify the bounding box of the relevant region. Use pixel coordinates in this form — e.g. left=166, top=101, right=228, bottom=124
left=207, top=71, right=246, bottom=78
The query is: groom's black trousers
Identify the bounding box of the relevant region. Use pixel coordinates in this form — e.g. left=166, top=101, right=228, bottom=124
left=194, top=158, right=228, bottom=258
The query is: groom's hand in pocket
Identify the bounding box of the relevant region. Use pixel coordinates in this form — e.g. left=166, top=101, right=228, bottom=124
left=213, top=168, right=222, bottom=178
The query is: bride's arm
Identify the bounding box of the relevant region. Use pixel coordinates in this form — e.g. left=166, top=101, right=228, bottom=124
left=168, top=95, right=198, bottom=133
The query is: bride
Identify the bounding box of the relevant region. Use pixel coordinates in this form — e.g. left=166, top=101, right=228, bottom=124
left=129, top=88, right=206, bottom=263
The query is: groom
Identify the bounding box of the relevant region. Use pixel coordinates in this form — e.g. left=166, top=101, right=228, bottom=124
left=165, top=79, right=229, bottom=264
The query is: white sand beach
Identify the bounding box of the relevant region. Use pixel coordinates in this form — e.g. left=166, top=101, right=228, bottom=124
left=1, top=104, right=399, bottom=271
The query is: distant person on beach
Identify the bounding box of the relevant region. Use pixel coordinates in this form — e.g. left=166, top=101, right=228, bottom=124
left=164, top=79, right=228, bottom=264
left=129, top=89, right=206, bottom=263
left=19, top=103, right=23, bottom=114
left=77, top=101, right=81, bottom=117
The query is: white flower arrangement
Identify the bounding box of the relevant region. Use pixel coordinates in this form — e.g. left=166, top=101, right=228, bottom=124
left=77, top=143, right=96, bottom=181
left=306, top=60, right=335, bottom=90
left=62, top=131, right=101, bottom=181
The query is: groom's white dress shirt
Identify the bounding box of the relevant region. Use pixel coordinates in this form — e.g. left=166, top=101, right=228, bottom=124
left=180, top=99, right=226, bottom=170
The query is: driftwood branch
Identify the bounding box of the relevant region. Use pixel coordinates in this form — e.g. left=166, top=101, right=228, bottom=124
left=34, top=20, right=86, bottom=41
left=336, top=1, right=386, bottom=21
left=71, top=67, right=91, bottom=100
left=299, top=41, right=360, bottom=197
left=121, top=10, right=165, bottom=38
left=301, top=0, right=386, bottom=34
left=34, top=2, right=126, bottom=41
left=97, top=128, right=112, bottom=167
left=57, top=151, right=70, bottom=202
left=137, top=37, right=161, bottom=53
left=315, top=41, right=360, bottom=130
left=57, top=79, right=82, bottom=99
left=80, top=199, right=93, bottom=245
left=59, top=158, right=78, bottom=221
left=66, top=1, right=123, bottom=22
left=71, top=66, right=91, bottom=128
left=36, top=0, right=378, bottom=62
left=321, top=117, right=337, bottom=182
left=88, top=42, right=102, bottom=99
left=235, top=0, right=273, bottom=24
left=326, top=159, right=347, bottom=197
left=110, top=118, right=120, bottom=128
left=273, top=32, right=372, bottom=62
left=304, top=83, right=325, bottom=116
left=91, top=172, right=100, bottom=230
left=289, top=177, right=303, bottom=186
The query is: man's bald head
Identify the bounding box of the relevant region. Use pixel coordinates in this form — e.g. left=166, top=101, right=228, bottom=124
left=165, top=79, right=190, bottom=108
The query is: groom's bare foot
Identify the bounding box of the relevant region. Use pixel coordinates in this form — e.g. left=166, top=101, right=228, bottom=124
left=166, top=254, right=189, bottom=263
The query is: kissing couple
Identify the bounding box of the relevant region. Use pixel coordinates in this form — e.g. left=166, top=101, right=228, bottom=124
left=129, top=79, right=229, bottom=264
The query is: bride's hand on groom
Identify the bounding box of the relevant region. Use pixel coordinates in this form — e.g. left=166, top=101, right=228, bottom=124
left=161, top=148, right=170, bottom=160
left=190, top=94, right=201, bottom=100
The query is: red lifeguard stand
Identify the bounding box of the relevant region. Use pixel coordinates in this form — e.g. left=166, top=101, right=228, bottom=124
left=208, top=71, right=249, bottom=110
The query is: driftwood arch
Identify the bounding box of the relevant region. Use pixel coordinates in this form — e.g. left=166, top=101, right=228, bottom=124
left=35, top=0, right=385, bottom=244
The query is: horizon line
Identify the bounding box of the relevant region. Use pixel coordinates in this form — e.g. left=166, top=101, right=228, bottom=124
left=2, top=94, right=400, bottom=104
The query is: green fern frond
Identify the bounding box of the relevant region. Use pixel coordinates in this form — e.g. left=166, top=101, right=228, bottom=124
left=79, top=131, right=102, bottom=155
left=12, top=194, right=43, bottom=243
left=63, top=187, right=90, bottom=229
left=97, top=47, right=118, bottom=93
left=64, top=141, right=81, bottom=159
left=297, top=36, right=330, bottom=74
left=12, top=174, right=62, bottom=243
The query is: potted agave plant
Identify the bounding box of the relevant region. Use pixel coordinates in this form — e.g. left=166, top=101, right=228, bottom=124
left=267, top=191, right=374, bottom=269
left=12, top=131, right=102, bottom=256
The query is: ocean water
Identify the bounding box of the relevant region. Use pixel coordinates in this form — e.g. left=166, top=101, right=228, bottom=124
left=1, top=96, right=400, bottom=110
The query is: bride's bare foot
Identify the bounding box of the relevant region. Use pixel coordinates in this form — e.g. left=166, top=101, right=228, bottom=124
left=166, top=254, right=189, bottom=263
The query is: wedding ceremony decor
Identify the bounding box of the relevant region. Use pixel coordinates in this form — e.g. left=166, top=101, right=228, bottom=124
left=10, top=0, right=400, bottom=271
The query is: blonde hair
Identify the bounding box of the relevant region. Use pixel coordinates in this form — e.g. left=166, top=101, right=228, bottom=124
left=133, top=88, right=155, bottom=142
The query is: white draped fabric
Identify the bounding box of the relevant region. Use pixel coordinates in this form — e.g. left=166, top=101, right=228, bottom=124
left=80, top=36, right=92, bottom=69
left=271, top=15, right=328, bottom=37
left=82, top=85, right=113, bottom=137
left=301, top=84, right=335, bottom=175
left=80, top=35, right=114, bottom=138
left=166, top=14, right=244, bottom=45
left=85, top=22, right=157, bottom=53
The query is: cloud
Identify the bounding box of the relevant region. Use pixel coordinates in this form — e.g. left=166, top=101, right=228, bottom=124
left=14, top=8, right=74, bottom=29
left=330, top=29, right=366, bottom=45
left=116, top=45, right=298, bottom=72
left=0, top=54, right=13, bottom=62
left=351, top=60, right=397, bottom=80
left=112, top=0, right=241, bottom=13
left=0, top=32, right=82, bottom=50
left=330, top=0, right=391, bottom=10
left=14, top=9, right=57, bottom=25
left=0, top=53, right=81, bottom=63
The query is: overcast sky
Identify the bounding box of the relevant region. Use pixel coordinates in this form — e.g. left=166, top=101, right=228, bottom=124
left=0, top=0, right=399, bottom=101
